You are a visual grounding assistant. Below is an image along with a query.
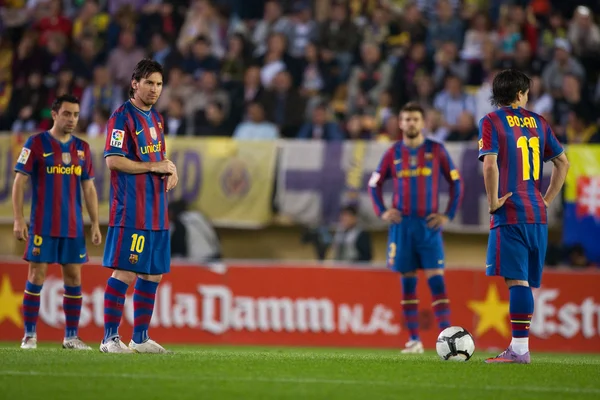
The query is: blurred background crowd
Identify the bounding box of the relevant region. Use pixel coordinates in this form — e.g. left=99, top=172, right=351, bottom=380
left=0, top=0, right=599, bottom=144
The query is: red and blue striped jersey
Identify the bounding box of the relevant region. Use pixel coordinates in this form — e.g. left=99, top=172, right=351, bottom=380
left=104, top=100, right=169, bottom=231
left=478, top=106, right=564, bottom=228
left=14, top=131, right=94, bottom=238
left=368, top=139, right=463, bottom=219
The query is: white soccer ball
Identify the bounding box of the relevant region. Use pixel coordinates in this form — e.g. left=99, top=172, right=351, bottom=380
left=436, top=326, right=475, bottom=361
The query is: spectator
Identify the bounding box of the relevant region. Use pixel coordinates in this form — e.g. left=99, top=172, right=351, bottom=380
left=164, top=96, right=188, bottom=136
left=252, top=0, right=291, bottom=57
left=414, top=75, right=435, bottom=110
left=197, top=101, right=230, bottom=136
left=229, top=65, right=264, bottom=126
left=299, top=42, right=326, bottom=97
left=186, top=70, right=230, bottom=135
left=260, top=70, right=306, bottom=138
left=461, top=12, right=497, bottom=61
left=538, top=10, right=567, bottom=62
left=256, top=32, right=299, bottom=88
left=425, top=109, right=449, bottom=142
left=185, top=35, right=221, bottom=80
left=445, top=111, right=477, bottom=142
left=376, top=114, right=400, bottom=143
left=567, top=6, right=600, bottom=58
left=156, top=66, right=194, bottom=113
left=396, top=2, right=427, bottom=48
left=80, top=65, right=123, bottom=126
left=564, top=105, right=600, bottom=144
left=297, top=103, right=344, bottom=140
left=362, top=6, right=391, bottom=49
left=70, top=35, right=105, bottom=83
left=474, top=69, right=499, bottom=123
left=346, top=114, right=375, bottom=140
left=331, top=205, right=372, bottom=263
left=221, top=33, right=252, bottom=84
left=433, top=74, right=476, bottom=130
left=319, top=1, right=360, bottom=79
left=72, top=0, right=110, bottom=44
left=150, top=31, right=183, bottom=80
left=426, top=0, right=463, bottom=53
left=86, top=106, right=110, bottom=137
left=287, top=2, right=318, bottom=58
left=106, top=29, right=146, bottom=89
left=541, top=38, right=585, bottom=96
left=347, top=42, right=392, bottom=114
left=35, top=0, right=72, bottom=47
left=10, top=71, right=46, bottom=133
left=498, top=40, right=543, bottom=77
left=233, top=101, right=279, bottom=140
left=527, top=75, right=554, bottom=118
left=392, top=41, right=432, bottom=105
left=552, top=74, right=594, bottom=131
left=432, top=41, right=469, bottom=90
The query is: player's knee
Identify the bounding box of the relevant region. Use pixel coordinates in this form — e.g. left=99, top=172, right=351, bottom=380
left=425, top=269, right=444, bottom=279
left=137, top=274, right=162, bottom=283
left=61, top=264, right=82, bottom=286
left=28, top=263, right=48, bottom=285
left=112, top=269, right=137, bottom=285
left=505, top=278, right=529, bottom=287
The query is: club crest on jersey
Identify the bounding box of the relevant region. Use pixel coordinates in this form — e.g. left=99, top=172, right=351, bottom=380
left=32, top=247, right=40, bottom=256
left=425, top=153, right=433, bottom=160
left=409, top=156, right=417, bottom=166
left=158, top=122, right=163, bottom=132
left=62, top=153, right=71, bottom=165
left=150, top=127, right=157, bottom=141
left=129, top=254, right=138, bottom=264
left=77, top=150, right=85, bottom=160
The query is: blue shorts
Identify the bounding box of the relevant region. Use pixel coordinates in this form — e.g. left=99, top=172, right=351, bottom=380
left=24, top=234, right=88, bottom=265
left=387, top=217, right=445, bottom=273
left=485, top=224, right=548, bottom=288
left=103, top=227, right=171, bottom=275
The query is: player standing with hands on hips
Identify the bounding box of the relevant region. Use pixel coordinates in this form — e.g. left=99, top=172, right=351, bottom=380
left=100, top=59, right=178, bottom=353
left=13, top=94, right=102, bottom=350
left=369, top=102, right=463, bottom=353
left=479, top=69, right=569, bottom=363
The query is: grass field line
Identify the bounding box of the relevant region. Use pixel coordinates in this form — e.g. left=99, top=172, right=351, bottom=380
left=1, top=370, right=599, bottom=394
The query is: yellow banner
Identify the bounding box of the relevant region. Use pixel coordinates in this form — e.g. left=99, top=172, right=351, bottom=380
left=0, top=136, right=277, bottom=228
left=564, top=145, right=600, bottom=202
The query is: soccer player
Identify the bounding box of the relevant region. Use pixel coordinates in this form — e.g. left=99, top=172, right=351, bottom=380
left=479, top=69, right=569, bottom=364
left=12, top=94, right=102, bottom=350
left=100, top=59, right=178, bottom=354
left=369, top=102, right=463, bottom=353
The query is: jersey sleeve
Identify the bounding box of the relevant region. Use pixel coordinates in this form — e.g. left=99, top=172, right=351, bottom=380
left=81, top=142, right=94, bottom=181
left=368, top=146, right=394, bottom=217
left=542, top=119, right=564, bottom=162
left=14, top=136, right=37, bottom=176
left=104, top=110, right=132, bottom=158
left=478, top=116, right=499, bottom=161
left=439, top=144, right=463, bottom=220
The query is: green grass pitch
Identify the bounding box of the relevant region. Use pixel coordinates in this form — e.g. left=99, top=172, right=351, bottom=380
left=1, top=343, right=599, bottom=400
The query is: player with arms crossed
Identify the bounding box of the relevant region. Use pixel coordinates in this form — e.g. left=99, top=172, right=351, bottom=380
left=479, top=69, right=569, bottom=364
left=13, top=94, right=102, bottom=350
left=369, top=102, right=463, bottom=353
left=100, top=59, right=178, bottom=353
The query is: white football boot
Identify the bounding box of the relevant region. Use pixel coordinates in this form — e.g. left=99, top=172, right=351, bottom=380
left=62, top=337, right=92, bottom=350
left=401, top=340, right=425, bottom=354
left=99, top=336, right=133, bottom=353
left=20, top=336, right=37, bottom=349
left=128, top=339, right=171, bottom=354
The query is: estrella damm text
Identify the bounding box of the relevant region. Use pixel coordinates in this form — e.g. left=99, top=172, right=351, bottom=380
left=46, top=165, right=82, bottom=176
left=506, top=115, right=538, bottom=129
left=141, top=141, right=162, bottom=155
left=397, top=167, right=432, bottom=178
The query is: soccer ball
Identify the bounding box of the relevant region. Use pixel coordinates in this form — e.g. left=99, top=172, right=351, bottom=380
left=436, top=326, right=475, bottom=361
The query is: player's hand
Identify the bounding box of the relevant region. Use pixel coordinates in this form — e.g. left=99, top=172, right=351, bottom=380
left=489, top=192, right=513, bottom=214
left=426, top=213, right=449, bottom=229
left=166, top=168, right=179, bottom=192
left=381, top=209, right=402, bottom=224
left=152, top=160, right=176, bottom=175
left=91, top=224, right=102, bottom=246
left=13, top=219, right=28, bottom=241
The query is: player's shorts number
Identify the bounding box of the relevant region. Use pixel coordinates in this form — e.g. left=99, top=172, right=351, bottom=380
left=388, top=243, right=396, bottom=260
left=33, top=235, right=43, bottom=246
left=130, top=233, right=145, bottom=253
left=516, top=136, right=540, bottom=181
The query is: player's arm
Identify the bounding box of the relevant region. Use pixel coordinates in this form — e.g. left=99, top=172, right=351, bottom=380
left=478, top=116, right=511, bottom=213
left=438, top=145, right=463, bottom=221
left=368, top=147, right=400, bottom=222
left=542, top=122, right=569, bottom=206
left=12, top=138, right=36, bottom=240
left=104, top=110, right=175, bottom=175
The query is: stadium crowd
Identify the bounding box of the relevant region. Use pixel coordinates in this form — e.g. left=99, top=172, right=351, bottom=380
left=0, top=0, right=599, bottom=143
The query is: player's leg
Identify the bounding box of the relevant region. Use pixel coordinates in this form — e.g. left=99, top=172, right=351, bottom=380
left=59, top=236, right=92, bottom=349
left=100, top=227, right=140, bottom=353
left=418, top=223, right=451, bottom=332
left=484, top=225, right=531, bottom=364
left=128, top=230, right=171, bottom=353
left=20, top=234, right=54, bottom=349
left=389, top=221, right=423, bottom=354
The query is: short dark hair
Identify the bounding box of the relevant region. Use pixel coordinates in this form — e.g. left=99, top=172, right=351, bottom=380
left=399, top=101, right=425, bottom=118
left=341, top=204, right=359, bottom=216
left=129, top=58, right=164, bottom=98
left=491, top=69, right=531, bottom=107
left=51, top=94, right=79, bottom=113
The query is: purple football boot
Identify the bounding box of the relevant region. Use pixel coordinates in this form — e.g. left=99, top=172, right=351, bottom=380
left=485, top=346, right=531, bottom=364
